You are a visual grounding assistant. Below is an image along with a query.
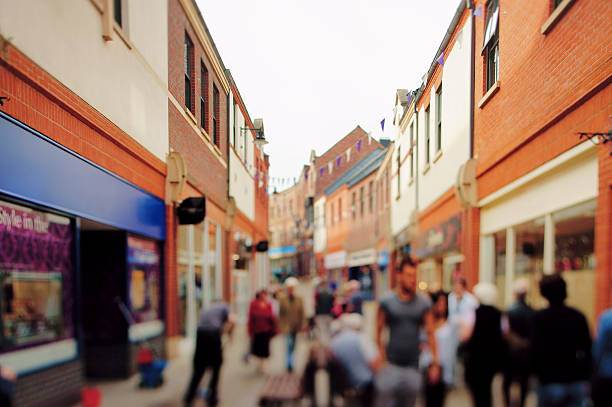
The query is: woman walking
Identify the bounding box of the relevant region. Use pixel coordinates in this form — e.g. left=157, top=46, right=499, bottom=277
left=247, top=290, right=277, bottom=373
left=422, top=290, right=457, bottom=407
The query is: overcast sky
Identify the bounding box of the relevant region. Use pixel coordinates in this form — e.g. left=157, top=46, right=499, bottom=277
left=196, top=0, right=462, bottom=190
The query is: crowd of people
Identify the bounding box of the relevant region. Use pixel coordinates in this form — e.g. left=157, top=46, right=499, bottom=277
left=183, top=255, right=612, bottom=407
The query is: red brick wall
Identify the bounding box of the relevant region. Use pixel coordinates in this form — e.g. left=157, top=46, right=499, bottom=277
left=596, top=146, right=612, bottom=314
left=0, top=44, right=166, bottom=197
left=473, top=0, right=611, bottom=182
left=314, top=126, right=382, bottom=195
left=165, top=204, right=179, bottom=337
left=168, top=0, right=228, bottom=190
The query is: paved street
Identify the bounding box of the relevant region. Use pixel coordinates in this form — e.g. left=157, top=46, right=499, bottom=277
left=73, top=281, right=538, bottom=406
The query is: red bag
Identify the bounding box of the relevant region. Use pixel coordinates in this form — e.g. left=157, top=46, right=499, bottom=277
left=81, top=387, right=101, bottom=407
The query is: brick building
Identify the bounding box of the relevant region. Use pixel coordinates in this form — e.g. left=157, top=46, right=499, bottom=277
left=0, top=0, right=168, bottom=405
left=473, top=0, right=611, bottom=323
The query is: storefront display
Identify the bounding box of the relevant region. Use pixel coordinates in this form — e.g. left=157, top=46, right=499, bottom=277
left=0, top=201, right=73, bottom=353
left=127, top=236, right=160, bottom=324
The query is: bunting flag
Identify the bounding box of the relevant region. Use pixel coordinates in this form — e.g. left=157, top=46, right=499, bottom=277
left=380, top=118, right=385, bottom=131
left=346, top=148, right=351, bottom=163
left=328, top=161, right=333, bottom=174
left=336, top=156, right=341, bottom=167
left=255, top=171, right=259, bottom=181
left=320, top=167, right=324, bottom=177
left=357, top=139, right=362, bottom=152
left=406, top=92, right=412, bottom=106
left=368, top=133, right=372, bottom=144
left=473, top=4, right=483, bottom=18
left=305, top=172, right=309, bottom=181
left=437, top=52, right=445, bottom=67
left=265, top=186, right=268, bottom=193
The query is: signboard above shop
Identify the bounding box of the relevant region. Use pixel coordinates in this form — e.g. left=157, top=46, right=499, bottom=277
left=414, top=212, right=462, bottom=259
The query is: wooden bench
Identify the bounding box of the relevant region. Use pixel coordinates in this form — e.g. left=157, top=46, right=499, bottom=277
left=258, top=373, right=304, bottom=406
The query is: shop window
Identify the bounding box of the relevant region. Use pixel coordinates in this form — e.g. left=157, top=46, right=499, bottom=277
left=494, top=229, right=507, bottom=308
left=128, top=236, right=160, bottom=323
left=553, top=200, right=596, bottom=324
left=514, top=218, right=546, bottom=309
left=0, top=201, right=74, bottom=352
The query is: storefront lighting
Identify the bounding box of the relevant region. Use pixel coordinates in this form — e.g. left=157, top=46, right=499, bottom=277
left=232, top=254, right=240, bottom=261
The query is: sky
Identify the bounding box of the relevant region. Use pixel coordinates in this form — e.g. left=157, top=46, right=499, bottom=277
left=196, top=0, right=462, bottom=191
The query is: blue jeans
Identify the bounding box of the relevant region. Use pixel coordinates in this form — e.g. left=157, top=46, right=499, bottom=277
left=286, top=333, right=296, bottom=370
left=537, top=382, right=586, bottom=407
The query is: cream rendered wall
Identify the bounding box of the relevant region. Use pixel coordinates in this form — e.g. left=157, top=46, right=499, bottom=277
left=390, top=116, right=416, bottom=238
left=418, top=16, right=472, bottom=211
left=229, top=103, right=255, bottom=221
left=0, top=0, right=169, bottom=160
left=313, top=196, right=326, bottom=253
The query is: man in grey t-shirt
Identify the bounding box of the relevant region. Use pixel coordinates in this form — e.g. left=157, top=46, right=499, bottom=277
left=375, top=256, right=438, bottom=407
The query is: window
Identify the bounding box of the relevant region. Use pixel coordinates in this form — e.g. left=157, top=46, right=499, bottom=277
left=213, top=85, right=219, bottom=146
left=368, top=181, right=373, bottom=213
left=425, top=107, right=430, bottom=164
left=338, top=198, right=342, bottom=221
left=553, top=0, right=563, bottom=7
left=330, top=203, right=334, bottom=225
left=232, top=101, right=237, bottom=147
left=352, top=192, right=356, bottom=219
left=360, top=187, right=364, bottom=217
left=200, top=63, right=208, bottom=132
left=409, top=124, right=414, bottom=178
left=184, top=34, right=193, bottom=112
left=396, top=146, right=401, bottom=197
left=484, top=0, right=499, bottom=91
left=114, top=0, right=122, bottom=27
left=436, top=86, right=442, bottom=152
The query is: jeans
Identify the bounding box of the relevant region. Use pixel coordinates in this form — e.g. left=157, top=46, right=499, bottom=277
left=286, top=333, right=297, bottom=370
left=537, top=382, right=586, bottom=407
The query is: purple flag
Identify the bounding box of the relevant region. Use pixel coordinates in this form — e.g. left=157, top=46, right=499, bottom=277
left=437, top=52, right=444, bottom=67
left=381, top=118, right=385, bottom=131
left=255, top=171, right=259, bottom=181
left=406, top=93, right=412, bottom=105
left=357, top=139, right=362, bottom=152
left=320, top=167, right=324, bottom=176
left=305, top=172, right=309, bottom=181
left=473, top=5, right=483, bottom=18
left=336, top=156, right=341, bottom=167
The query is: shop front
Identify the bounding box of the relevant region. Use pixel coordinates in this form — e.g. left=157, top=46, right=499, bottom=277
left=324, top=250, right=347, bottom=290
left=0, top=112, right=166, bottom=404
left=479, top=144, right=598, bottom=324
left=231, top=233, right=254, bottom=324
left=413, top=212, right=463, bottom=293
left=347, top=249, right=377, bottom=300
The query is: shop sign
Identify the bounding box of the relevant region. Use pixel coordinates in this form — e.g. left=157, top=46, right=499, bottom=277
left=324, top=251, right=347, bottom=269
left=414, top=212, right=462, bottom=259
left=347, top=249, right=377, bottom=267
left=0, top=201, right=74, bottom=351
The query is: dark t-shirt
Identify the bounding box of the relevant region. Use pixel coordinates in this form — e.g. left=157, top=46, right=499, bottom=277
left=197, top=301, right=231, bottom=333
left=380, top=292, right=431, bottom=367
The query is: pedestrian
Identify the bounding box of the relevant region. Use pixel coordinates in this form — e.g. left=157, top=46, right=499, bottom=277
left=375, top=255, right=438, bottom=407
left=346, top=279, right=364, bottom=315
left=448, top=277, right=479, bottom=324
left=421, top=290, right=457, bottom=407
left=314, top=280, right=335, bottom=344
left=502, top=278, right=534, bottom=407
left=278, top=277, right=304, bottom=372
left=247, top=289, right=277, bottom=373
left=183, top=299, right=236, bottom=407
left=331, top=313, right=380, bottom=407
left=531, top=274, right=591, bottom=407
left=461, top=282, right=506, bottom=407
left=0, top=364, right=16, bottom=407
left=592, top=306, right=612, bottom=407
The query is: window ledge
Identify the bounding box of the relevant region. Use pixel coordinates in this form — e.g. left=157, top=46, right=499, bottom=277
left=541, top=0, right=576, bottom=35
left=185, top=108, right=197, bottom=126
left=113, top=22, right=133, bottom=50
left=200, top=127, right=211, bottom=142
left=433, top=150, right=443, bottom=163
left=423, top=163, right=431, bottom=175
left=478, top=81, right=501, bottom=109
left=213, top=144, right=222, bottom=157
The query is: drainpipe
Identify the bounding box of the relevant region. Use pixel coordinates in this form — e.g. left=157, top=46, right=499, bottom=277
left=468, top=0, right=476, bottom=158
